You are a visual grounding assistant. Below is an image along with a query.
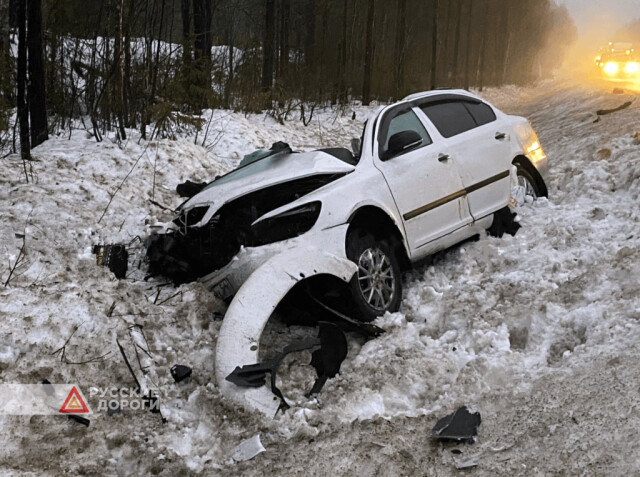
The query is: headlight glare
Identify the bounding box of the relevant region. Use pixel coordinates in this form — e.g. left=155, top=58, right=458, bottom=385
left=625, top=62, right=639, bottom=74
left=604, top=62, right=619, bottom=75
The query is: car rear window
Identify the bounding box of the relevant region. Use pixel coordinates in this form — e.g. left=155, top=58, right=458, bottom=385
left=421, top=100, right=496, bottom=138
left=421, top=101, right=477, bottom=138
left=464, top=101, right=496, bottom=126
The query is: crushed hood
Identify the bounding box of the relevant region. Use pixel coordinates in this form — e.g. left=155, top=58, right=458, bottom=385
left=180, top=150, right=356, bottom=223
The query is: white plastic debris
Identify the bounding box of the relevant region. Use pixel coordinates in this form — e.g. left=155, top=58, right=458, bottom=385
left=216, top=247, right=356, bottom=417
left=454, top=457, right=479, bottom=469
left=230, top=434, right=266, bottom=462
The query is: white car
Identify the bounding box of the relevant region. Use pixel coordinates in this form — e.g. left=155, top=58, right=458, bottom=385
left=149, top=89, right=547, bottom=319
left=145, top=89, right=549, bottom=414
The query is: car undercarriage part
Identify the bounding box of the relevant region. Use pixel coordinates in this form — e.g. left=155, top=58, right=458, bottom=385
left=146, top=173, right=347, bottom=285
left=216, top=248, right=357, bottom=417
left=92, top=244, right=129, bottom=279
left=431, top=406, right=482, bottom=443
left=226, top=321, right=348, bottom=409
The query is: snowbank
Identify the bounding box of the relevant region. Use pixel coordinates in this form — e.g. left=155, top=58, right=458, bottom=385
left=1, top=80, right=640, bottom=475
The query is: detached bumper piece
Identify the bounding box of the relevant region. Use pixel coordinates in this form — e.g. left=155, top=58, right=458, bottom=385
left=92, top=244, right=129, bottom=279
left=225, top=322, right=348, bottom=410
left=431, top=406, right=482, bottom=444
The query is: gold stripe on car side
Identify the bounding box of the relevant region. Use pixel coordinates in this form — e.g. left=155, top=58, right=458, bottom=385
left=402, top=170, right=510, bottom=221
left=465, top=170, right=510, bottom=194
left=403, top=190, right=467, bottom=220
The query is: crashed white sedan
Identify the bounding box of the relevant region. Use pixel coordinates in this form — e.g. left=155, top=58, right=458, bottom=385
left=149, top=89, right=548, bottom=319
left=144, top=89, right=548, bottom=414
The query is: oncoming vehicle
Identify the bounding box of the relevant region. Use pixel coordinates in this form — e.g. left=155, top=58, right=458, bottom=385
left=595, top=42, right=640, bottom=81
left=145, top=89, right=549, bottom=414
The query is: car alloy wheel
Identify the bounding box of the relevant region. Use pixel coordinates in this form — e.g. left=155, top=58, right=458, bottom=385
left=513, top=168, right=539, bottom=206
left=356, top=247, right=396, bottom=311
left=517, top=174, right=538, bottom=198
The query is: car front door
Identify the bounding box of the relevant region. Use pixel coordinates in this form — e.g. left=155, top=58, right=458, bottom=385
left=373, top=105, right=472, bottom=252
left=419, top=99, right=512, bottom=220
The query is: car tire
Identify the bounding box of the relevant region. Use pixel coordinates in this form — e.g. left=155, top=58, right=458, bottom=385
left=514, top=165, right=541, bottom=204
left=346, top=228, right=402, bottom=322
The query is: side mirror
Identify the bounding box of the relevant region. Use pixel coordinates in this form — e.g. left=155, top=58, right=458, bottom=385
left=384, top=130, right=423, bottom=160
left=350, top=137, right=361, bottom=158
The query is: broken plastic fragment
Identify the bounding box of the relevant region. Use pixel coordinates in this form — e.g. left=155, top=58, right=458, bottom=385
left=176, top=180, right=207, bottom=198
left=308, top=321, right=348, bottom=396
left=454, top=457, right=479, bottom=469
left=67, top=415, right=90, bottom=427
left=170, top=365, right=192, bottom=383
left=431, top=406, right=482, bottom=443
left=226, top=322, right=348, bottom=408
left=230, top=434, right=266, bottom=462
left=92, top=244, right=129, bottom=279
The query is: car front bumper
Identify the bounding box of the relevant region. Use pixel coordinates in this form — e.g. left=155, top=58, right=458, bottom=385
left=199, top=223, right=351, bottom=300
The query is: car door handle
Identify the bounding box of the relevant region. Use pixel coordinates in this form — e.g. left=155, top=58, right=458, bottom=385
left=495, top=132, right=507, bottom=140
left=438, top=153, right=450, bottom=162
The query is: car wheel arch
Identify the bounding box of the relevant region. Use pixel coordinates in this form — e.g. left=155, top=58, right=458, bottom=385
left=346, top=206, right=410, bottom=270
left=512, top=155, right=548, bottom=198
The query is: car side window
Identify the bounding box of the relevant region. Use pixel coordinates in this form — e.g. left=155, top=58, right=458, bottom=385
left=380, top=109, right=432, bottom=157
left=464, top=101, right=496, bottom=126
left=420, top=101, right=477, bottom=138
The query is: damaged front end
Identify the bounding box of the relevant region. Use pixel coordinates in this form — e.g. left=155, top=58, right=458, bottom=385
left=95, top=149, right=368, bottom=415
left=145, top=173, right=345, bottom=285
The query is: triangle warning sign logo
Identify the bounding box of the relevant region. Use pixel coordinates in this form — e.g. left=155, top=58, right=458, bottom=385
left=59, top=386, right=90, bottom=414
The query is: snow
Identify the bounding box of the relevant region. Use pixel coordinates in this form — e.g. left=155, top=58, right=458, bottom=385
left=1, top=79, right=640, bottom=474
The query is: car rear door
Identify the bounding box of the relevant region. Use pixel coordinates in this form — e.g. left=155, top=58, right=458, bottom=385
left=373, top=105, right=472, bottom=252
left=419, top=99, right=512, bottom=220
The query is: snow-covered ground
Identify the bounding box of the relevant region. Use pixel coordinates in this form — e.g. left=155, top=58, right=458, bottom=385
left=1, top=79, right=639, bottom=475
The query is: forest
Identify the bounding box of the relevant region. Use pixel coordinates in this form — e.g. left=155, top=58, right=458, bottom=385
left=0, top=0, right=576, bottom=162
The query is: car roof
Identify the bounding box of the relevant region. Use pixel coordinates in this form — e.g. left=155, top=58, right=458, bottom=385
left=401, top=89, right=482, bottom=104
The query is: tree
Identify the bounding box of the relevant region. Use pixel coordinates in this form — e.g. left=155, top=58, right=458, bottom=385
left=362, top=0, right=374, bottom=105
left=393, top=0, right=406, bottom=98
left=0, top=0, right=10, bottom=99
left=277, top=0, right=290, bottom=84
left=17, top=0, right=30, bottom=166
left=429, top=0, right=439, bottom=90
left=193, top=0, right=211, bottom=61
left=451, top=0, right=463, bottom=86
left=27, top=0, right=48, bottom=147
left=261, top=0, right=275, bottom=92
left=181, top=0, right=191, bottom=42
left=114, top=0, right=126, bottom=139
left=337, top=0, right=348, bottom=102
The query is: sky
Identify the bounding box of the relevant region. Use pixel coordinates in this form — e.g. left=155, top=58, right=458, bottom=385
left=558, top=0, right=640, bottom=38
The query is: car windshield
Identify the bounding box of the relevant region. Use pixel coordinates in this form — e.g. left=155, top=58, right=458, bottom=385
left=202, top=151, right=290, bottom=191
